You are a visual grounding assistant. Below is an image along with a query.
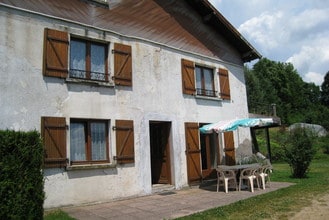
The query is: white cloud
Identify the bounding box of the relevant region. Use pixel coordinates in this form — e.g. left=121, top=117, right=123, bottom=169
left=304, top=72, right=324, bottom=85
left=209, top=0, right=329, bottom=85
left=288, top=8, right=329, bottom=43
left=238, top=11, right=285, bottom=51
left=286, top=34, right=329, bottom=85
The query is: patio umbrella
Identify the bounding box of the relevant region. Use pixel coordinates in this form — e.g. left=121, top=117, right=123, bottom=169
left=199, top=118, right=274, bottom=134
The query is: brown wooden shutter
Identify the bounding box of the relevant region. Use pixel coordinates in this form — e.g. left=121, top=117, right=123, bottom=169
left=185, top=122, right=202, bottom=184
left=41, top=117, right=67, bottom=168
left=43, top=28, right=69, bottom=78
left=218, top=68, right=231, bottom=100
left=181, top=59, right=196, bottom=95
left=113, top=43, right=132, bottom=86
left=114, top=120, right=134, bottom=164
left=224, top=131, right=235, bottom=165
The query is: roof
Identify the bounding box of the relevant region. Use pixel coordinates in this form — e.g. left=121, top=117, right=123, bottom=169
left=185, top=0, right=261, bottom=62
left=0, top=0, right=261, bottom=63
left=249, top=113, right=281, bottom=128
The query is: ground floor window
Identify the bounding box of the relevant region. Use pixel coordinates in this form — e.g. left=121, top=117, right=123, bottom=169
left=70, top=119, right=109, bottom=164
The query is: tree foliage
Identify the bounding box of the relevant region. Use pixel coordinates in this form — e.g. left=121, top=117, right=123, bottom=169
left=245, top=58, right=329, bottom=129
left=321, top=71, right=329, bottom=107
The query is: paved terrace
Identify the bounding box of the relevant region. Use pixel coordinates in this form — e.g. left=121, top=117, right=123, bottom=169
left=62, top=182, right=293, bottom=220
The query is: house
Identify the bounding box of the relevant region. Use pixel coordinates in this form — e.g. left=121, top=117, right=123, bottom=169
left=0, top=0, right=261, bottom=208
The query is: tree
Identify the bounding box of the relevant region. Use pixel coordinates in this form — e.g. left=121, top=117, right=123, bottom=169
left=247, top=58, right=279, bottom=115
left=245, top=66, right=266, bottom=114
left=247, top=58, right=311, bottom=124
left=245, top=58, right=328, bottom=127
left=321, top=71, right=329, bottom=107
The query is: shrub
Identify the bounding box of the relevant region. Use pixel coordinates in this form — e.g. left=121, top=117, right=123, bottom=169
left=318, top=136, right=329, bottom=154
left=0, top=130, right=44, bottom=219
left=281, top=127, right=316, bottom=178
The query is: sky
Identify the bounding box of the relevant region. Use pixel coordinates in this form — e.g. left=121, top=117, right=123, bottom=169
left=209, top=0, right=329, bottom=86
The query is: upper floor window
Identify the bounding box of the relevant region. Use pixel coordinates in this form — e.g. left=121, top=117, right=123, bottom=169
left=195, top=65, right=215, bottom=97
left=181, top=59, right=230, bottom=100
left=43, top=28, right=132, bottom=86
left=70, top=39, right=108, bottom=81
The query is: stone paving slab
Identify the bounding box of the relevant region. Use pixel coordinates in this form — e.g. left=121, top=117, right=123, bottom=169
left=63, top=182, right=293, bottom=220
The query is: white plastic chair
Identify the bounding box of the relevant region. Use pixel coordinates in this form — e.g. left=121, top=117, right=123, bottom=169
left=216, top=168, right=238, bottom=193
left=239, top=167, right=260, bottom=192
left=258, top=165, right=272, bottom=189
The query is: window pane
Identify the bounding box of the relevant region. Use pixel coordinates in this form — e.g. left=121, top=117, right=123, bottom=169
left=195, top=66, right=202, bottom=90
left=91, top=44, right=105, bottom=80
left=204, top=68, right=214, bottom=91
left=70, top=40, right=86, bottom=78
left=70, top=122, right=86, bottom=161
left=91, top=122, right=106, bottom=160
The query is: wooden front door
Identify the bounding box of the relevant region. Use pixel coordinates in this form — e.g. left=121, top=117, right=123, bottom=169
left=185, top=122, right=202, bottom=184
left=150, top=121, right=171, bottom=184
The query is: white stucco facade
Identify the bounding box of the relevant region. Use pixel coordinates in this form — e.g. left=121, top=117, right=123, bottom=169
left=0, top=5, right=253, bottom=208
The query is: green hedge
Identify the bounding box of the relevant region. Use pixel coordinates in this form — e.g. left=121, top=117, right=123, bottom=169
left=0, top=130, right=44, bottom=219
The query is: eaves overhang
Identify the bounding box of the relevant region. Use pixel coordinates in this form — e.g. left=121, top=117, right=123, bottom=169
left=185, top=0, right=262, bottom=63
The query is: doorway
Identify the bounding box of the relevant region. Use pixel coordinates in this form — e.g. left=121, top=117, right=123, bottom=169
left=200, top=124, right=219, bottom=180
left=149, top=121, right=172, bottom=184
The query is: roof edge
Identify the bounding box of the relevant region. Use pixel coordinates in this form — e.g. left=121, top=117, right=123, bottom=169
left=193, top=0, right=262, bottom=62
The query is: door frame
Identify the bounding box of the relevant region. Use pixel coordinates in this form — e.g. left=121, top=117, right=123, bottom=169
left=149, top=121, right=172, bottom=185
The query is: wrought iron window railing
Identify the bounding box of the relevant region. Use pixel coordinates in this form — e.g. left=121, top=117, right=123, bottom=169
left=69, top=69, right=108, bottom=82
left=196, top=88, right=217, bottom=97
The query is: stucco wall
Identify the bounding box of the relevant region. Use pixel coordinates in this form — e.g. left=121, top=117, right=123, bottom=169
left=0, top=7, right=252, bottom=208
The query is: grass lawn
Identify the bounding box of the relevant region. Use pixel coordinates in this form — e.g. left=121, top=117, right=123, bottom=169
left=176, top=156, right=329, bottom=220
left=44, top=209, right=75, bottom=220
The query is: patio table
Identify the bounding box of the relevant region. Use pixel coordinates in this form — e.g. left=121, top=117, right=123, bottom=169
left=217, top=163, right=261, bottom=190
left=217, top=163, right=260, bottom=171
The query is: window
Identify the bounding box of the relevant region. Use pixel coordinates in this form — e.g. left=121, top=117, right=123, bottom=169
left=70, top=119, right=109, bottom=164
left=41, top=116, right=135, bottom=168
left=181, top=59, right=231, bottom=100
left=43, top=28, right=133, bottom=87
left=195, top=65, right=215, bottom=97
left=69, top=38, right=108, bottom=81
